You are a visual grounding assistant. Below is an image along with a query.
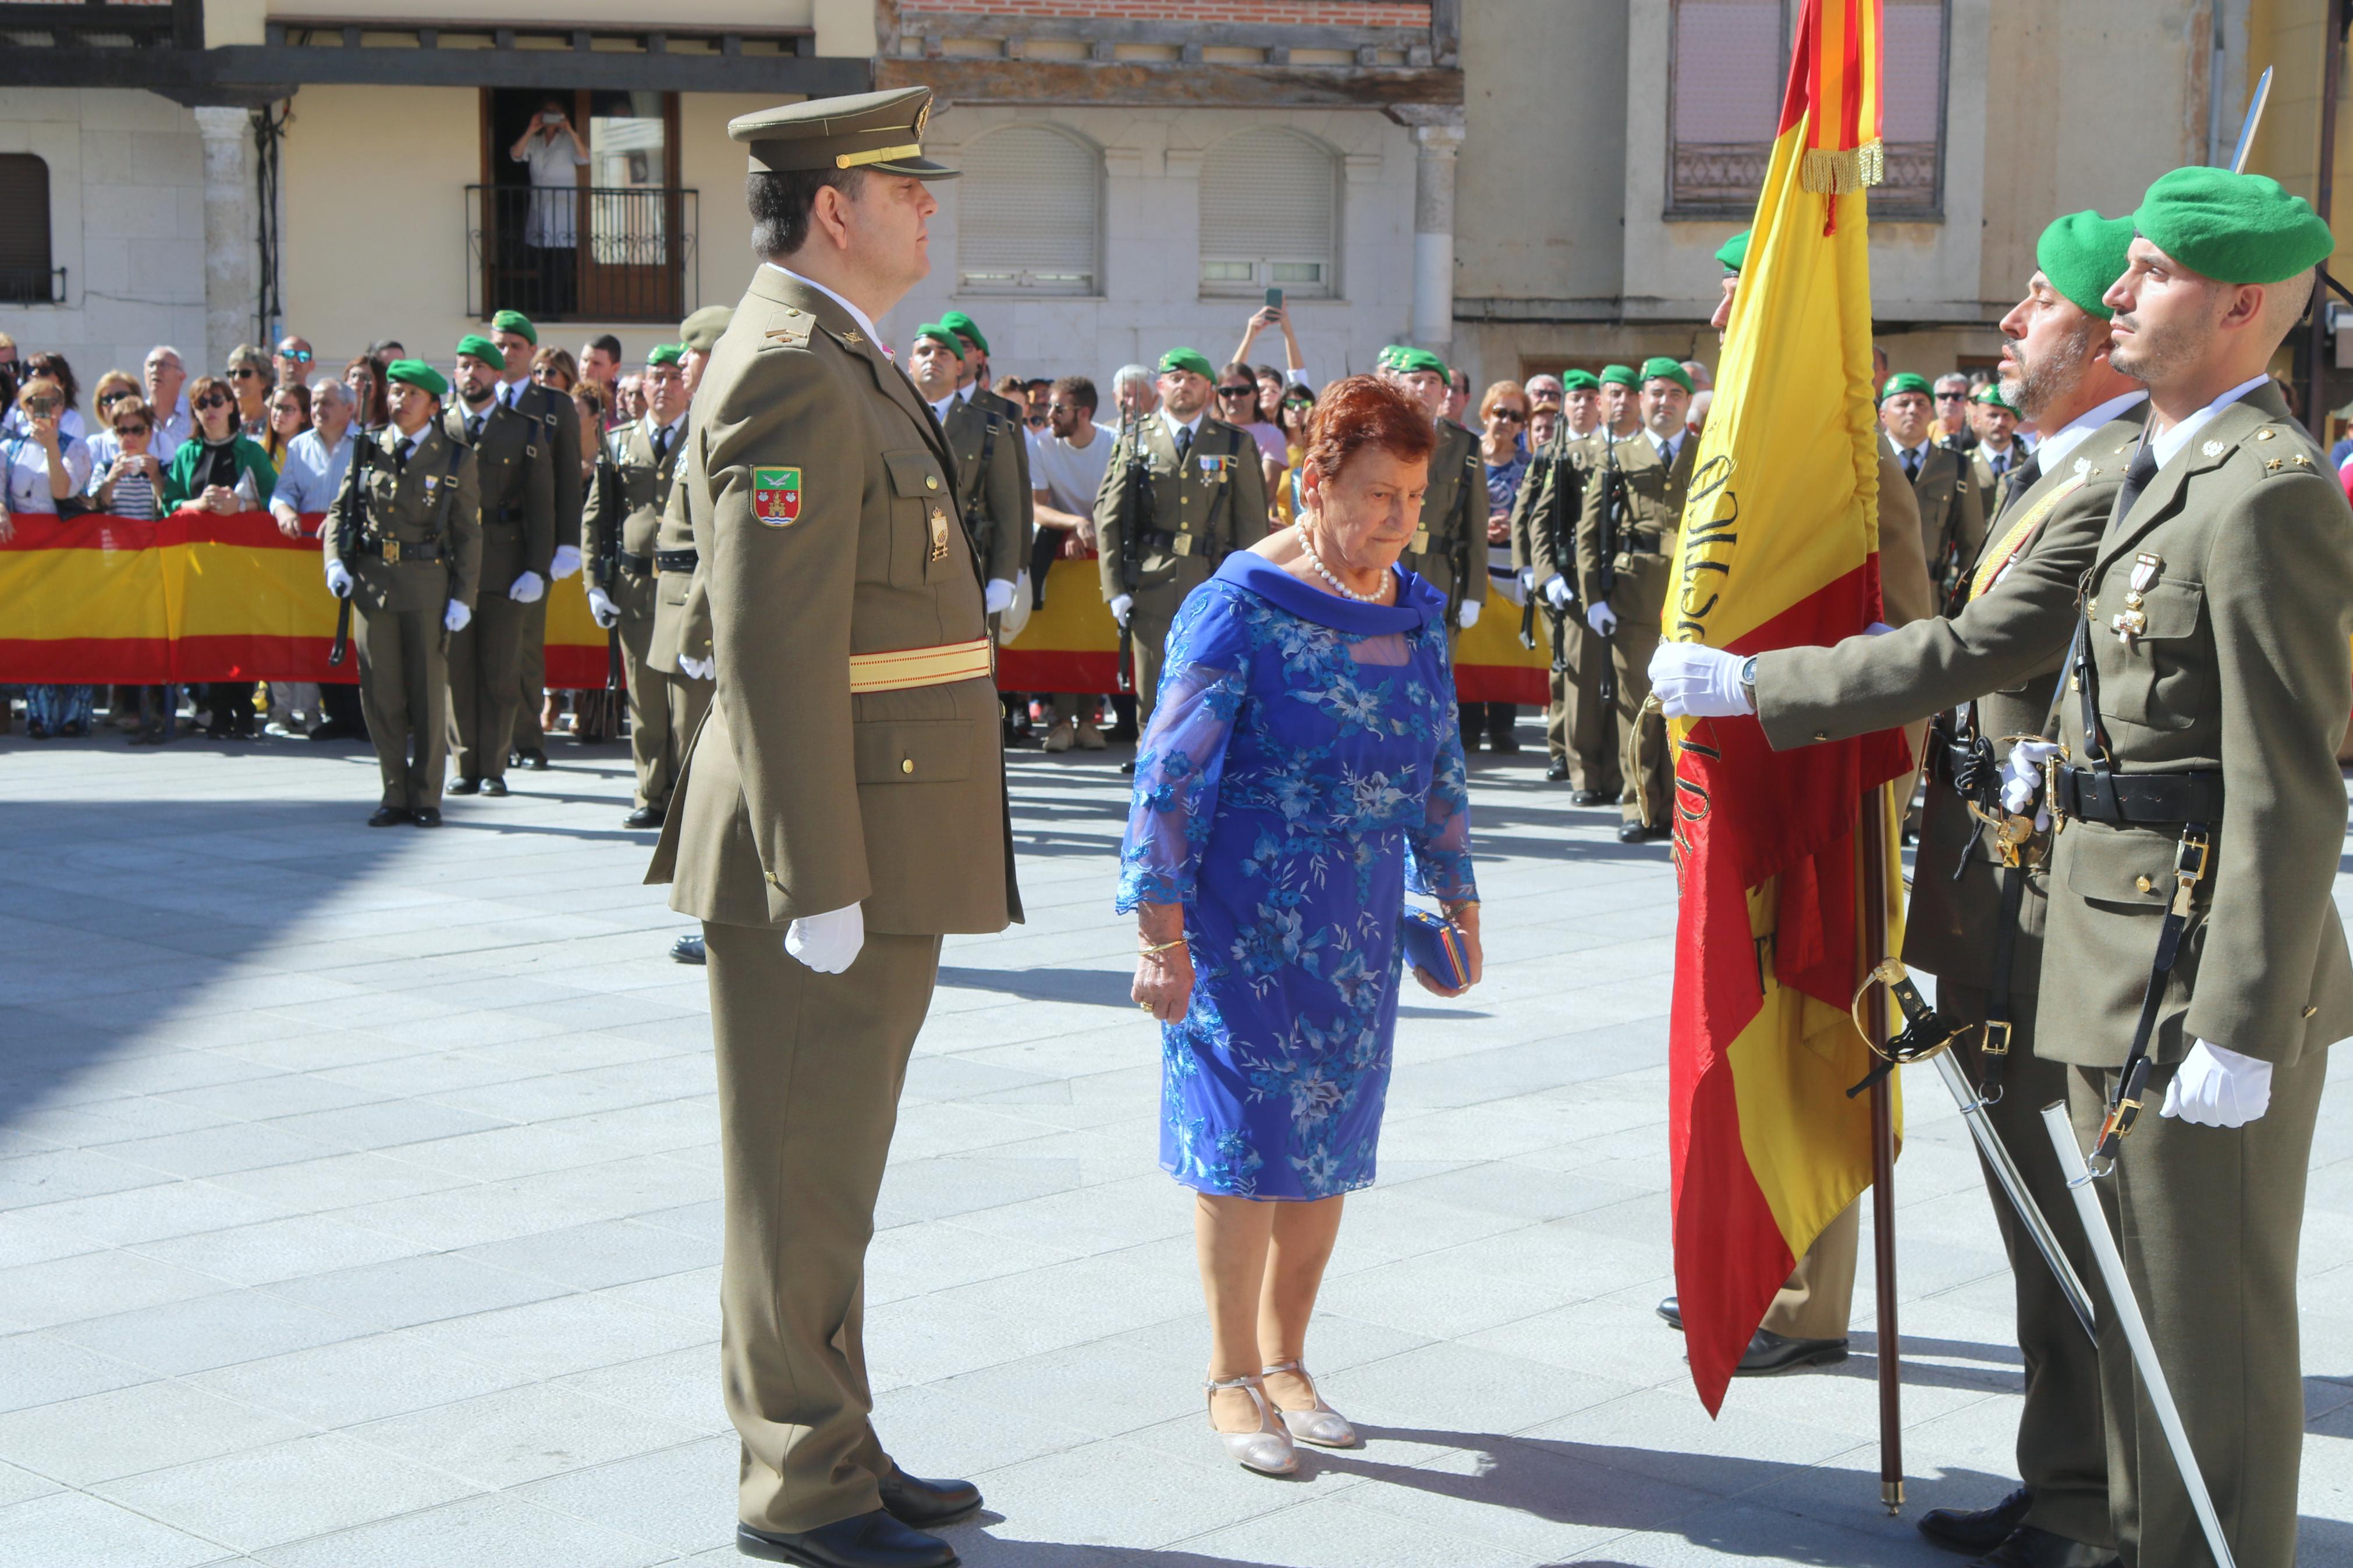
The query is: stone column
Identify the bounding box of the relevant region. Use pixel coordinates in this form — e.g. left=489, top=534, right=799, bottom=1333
left=193, top=105, right=257, bottom=376
left=1393, top=106, right=1465, bottom=355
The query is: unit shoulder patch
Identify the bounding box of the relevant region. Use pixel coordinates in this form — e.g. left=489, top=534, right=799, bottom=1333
left=752, top=467, right=803, bottom=524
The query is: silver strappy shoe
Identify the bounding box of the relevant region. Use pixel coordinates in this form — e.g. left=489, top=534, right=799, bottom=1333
left=1261, top=1359, right=1358, bottom=1448
left=1204, top=1373, right=1299, bottom=1475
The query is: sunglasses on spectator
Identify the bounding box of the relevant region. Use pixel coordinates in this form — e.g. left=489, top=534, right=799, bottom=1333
left=98, top=389, right=130, bottom=407
left=1216, top=385, right=1257, bottom=399
left=1025, top=413, right=1048, bottom=426
left=1492, top=408, right=1528, bottom=423
left=1935, top=392, right=1966, bottom=401
left=279, top=349, right=312, bottom=364
left=232, top=367, right=262, bottom=379
left=113, top=422, right=150, bottom=436
left=195, top=393, right=230, bottom=410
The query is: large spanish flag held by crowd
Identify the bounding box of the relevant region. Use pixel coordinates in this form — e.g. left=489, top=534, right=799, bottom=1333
left=1663, top=0, right=1914, bottom=1414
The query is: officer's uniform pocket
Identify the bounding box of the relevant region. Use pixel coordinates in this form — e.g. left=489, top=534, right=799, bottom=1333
left=2100, top=574, right=2205, bottom=731
left=881, top=449, right=950, bottom=586
left=854, top=717, right=975, bottom=785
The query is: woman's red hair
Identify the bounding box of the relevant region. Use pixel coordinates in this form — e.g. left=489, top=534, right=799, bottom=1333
left=1300, top=374, right=1436, bottom=489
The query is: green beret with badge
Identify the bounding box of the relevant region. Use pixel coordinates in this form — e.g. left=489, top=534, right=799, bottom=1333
left=647, top=343, right=685, bottom=368
left=938, top=310, right=989, bottom=356
left=1376, top=345, right=1408, bottom=371
left=1560, top=369, right=1601, bottom=392
left=1972, top=382, right=2020, bottom=415
left=1640, top=355, right=1693, bottom=394
left=2036, top=209, right=2136, bottom=320
left=385, top=360, right=448, bottom=399
left=455, top=333, right=503, bottom=367
left=491, top=310, right=537, bottom=346
left=2132, top=166, right=2336, bottom=283
left=1599, top=364, right=1639, bottom=390
left=1879, top=371, right=1932, bottom=403
left=1716, top=228, right=1752, bottom=273
left=1393, top=347, right=1449, bottom=378
left=1158, top=347, right=1215, bottom=379
left=680, top=306, right=732, bottom=354
left=729, top=85, right=958, bottom=181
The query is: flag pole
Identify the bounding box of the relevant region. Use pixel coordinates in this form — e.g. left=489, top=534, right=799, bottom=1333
left=1861, top=780, right=1903, bottom=1512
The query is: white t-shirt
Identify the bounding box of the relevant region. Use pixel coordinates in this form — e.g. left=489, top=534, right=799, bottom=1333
left=1030, top=422, right=1118, bottom=515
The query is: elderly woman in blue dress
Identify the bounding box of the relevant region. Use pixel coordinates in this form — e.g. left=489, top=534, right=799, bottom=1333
left=1119, top=374, right=1483, bottom=1477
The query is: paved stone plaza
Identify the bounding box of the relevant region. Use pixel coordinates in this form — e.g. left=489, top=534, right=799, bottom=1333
left=1, top=728, right=2347, bottom=1568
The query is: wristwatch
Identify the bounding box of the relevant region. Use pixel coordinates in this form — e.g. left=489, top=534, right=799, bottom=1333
left=1739, top=655, right=1759, bottom=711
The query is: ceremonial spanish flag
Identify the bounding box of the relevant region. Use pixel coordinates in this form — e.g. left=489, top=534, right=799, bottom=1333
left=1663, top=0, right=1912, bottom=1413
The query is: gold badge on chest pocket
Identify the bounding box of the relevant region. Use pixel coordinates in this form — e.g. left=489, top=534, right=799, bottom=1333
left=2113, top=553, right=2160, bottom=648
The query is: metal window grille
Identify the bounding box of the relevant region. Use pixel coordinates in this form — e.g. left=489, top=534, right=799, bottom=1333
left=466, top=185, right=697, bottom=323
left=1199, top=130, right=1338, bottom=298
left=957, top=125, right=1101, bottom=297
left=0, top=154, right=58, bottom=305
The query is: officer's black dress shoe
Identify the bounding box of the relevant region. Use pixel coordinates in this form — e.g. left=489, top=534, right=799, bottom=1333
left=1545, top=759, right=1571, bottom=782
left=308, top=720, right=364, bottom=742
left=480, top=777, right=509, bottom=798
left=515, top=746, right=550, bottom=770
left=1119, top=760, right=1135, bottom=774
left=411, top=806, right=443, bottom=827
left=367, top=806, right=411, bottom=828
left=447, top=777, right=481, bottom=795
left=1920, top=1487, right=2031, bottom=1554
left=672, top=934, right=706, bottom=965
left=735, top=1510, right=956, bottom=1568
left=1571, top=789, right=1607, bottom=806
left=1656, top=1295, right=1682, bottom=1330
left=1490, top=731, right=1520, bottom=755
left=1616, top=820, right=1649, bottom=844
left=624, top=805, right=665, bottom=829
left=1733, top=1327, right=1847, bottom=1375
left=876, top=1471, right=979, bottom=1527
left=1966, top=1526, right=2117, bottom=1568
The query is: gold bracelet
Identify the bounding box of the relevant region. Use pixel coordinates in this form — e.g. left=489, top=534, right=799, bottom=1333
left=1139, top=937, right=1187, bottom=956
left=1441, top=899, right=1480, bottom=918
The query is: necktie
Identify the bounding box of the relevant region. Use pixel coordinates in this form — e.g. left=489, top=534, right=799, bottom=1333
left=1174, top=425, right=1193, bottom=463
left=394, top=437, right=413, bottom=470
left=2112, top=439, right=2159, bottom=529
left=466, top=413, right=485, bottom=445
left=1904, top=448, right=1922, bottom=483
left=652, top=425, right=671, bottom=464
left=1999, top=450, right=2041, bottom=515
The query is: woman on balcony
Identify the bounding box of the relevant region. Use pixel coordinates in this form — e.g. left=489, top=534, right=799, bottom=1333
left=511, top=100, right=590, bottom=317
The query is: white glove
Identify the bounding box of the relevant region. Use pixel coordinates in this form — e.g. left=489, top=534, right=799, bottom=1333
left=443, top=599, right=472, bottom=634
left=785, top=902, right=865, bottom=974
left=2000, top=739, right=2063, bottom=829
left=1518, top=567, right=1536, bottom=594
left=2161, top=1039, right=2274, bottom=1128
left=1109, top=593, right=1134, bottom=627
left=550, top=545, right=583, bottom=580
left=1543, top=575, right=1572, bottom=611
left=1649, top=643, right=1753, bottom=718
left=508, top=570, right=546, bottom=603
left=677, top=654, right=714, bottom=681
left=985, top=578, right=1017, bottom=616
left=1457, top=599, right=1481, bottom=630
left=1585, top=601, right=1618, bottom=637
left=324, top=560, right=354, bottom=599
left=586, top=587, right=620, bottom=630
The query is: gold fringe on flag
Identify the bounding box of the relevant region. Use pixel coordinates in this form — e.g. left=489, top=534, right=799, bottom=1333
left=1799, top=137, right=1886, bottom=194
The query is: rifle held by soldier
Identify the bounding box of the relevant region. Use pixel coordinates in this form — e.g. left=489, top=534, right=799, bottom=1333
left=326, top=436, right=368, bottom=668
left=1114, top=415, right=1151, bottom=695
left=1595, top=439, right=1627, bottom=706
left=592, top=441, right=623, bottom=693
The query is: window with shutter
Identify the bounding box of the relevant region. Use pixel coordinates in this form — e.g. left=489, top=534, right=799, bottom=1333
left=0, top=155, right=55, bottom=305
left=957, top=125, right=1101, bottom=297
left=1198, top=130, right=1339, bottom=299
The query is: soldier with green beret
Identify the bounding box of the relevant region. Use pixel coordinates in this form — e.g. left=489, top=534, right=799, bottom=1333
left=641, top=86, right=1016, bottom=1568
left=484, top=309, right=584, bottom=770
left=1381, top=347, right=1487, bottom=639
left=648, top=306, right=729, bottom=749
left=936, top=308, right=1036, bottom=738
left=585, top=340, right=694, bottom=830
left=441, top=333, right=553, bottom=797
left=1509, top=364, right=1620, bottom=798
left=908, top=322, right=1026, bottom=628
left=320, top=359, right=482, bottom=827
left=1969, top=380, right=2030, bottom=505
left=1883, top=368, right=1986, bottom=611
left=1094, top=345, right=1272, bottom=741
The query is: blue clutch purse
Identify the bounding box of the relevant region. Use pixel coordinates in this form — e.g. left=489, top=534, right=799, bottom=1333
left=1400, top=908, right=1469, bottom=990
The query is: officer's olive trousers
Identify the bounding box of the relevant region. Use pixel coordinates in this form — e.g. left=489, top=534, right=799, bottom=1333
left=617, top=614, right=684, bottom=811
left=1762, top=1201, right=1856, bottom=1341
left=1606, top=611, right=1671, bottom=827
left=2067, top=1051, right=2326, bottom=1568
left=510, top=592, right=549, bottom=751
left=704, top=920, right=943, bottom=1535
left=1942, top=984, right=2111, bottom=1548
left=352, top=603, right=447, bottom=812
left=1541, top=605, right=1620, bottom=794
left=446, top=592, right=528, bottom=783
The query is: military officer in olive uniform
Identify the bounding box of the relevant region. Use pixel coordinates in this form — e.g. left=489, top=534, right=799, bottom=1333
left=485, top=310, right=584, bottom=769
left=321, top=360, right=481, bottom=828
left=1660, top=211, right=2151, bottom=1566
left=642, top=87, right=1018, bottom=1568
left=1516, top=368, right=1619, bottom=799
left=442, top=334, right=555, bottom=795
left=906, top=321, right=1025, bottom=623
left=647, top=308, right=728, bottom=729
left=938, top=308, right=1034, bottom=545
left=1093, top=346, right=1272, bottom=733
left=1383, top=346, right=1487, bottom=637
left=1882, top=369, right=1989, bottom=611
left=585, top=342, right=691, bottom=829
left=1576, top=356, right=1696, bottom=842
left=1969, top=381, right=2032, bottom=513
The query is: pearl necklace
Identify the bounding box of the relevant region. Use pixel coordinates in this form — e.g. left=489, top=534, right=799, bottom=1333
left=1297, top=526, right=1389, bottom=603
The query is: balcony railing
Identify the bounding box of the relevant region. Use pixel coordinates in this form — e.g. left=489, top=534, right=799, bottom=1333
left=0, top=266, right=66, bottom=307
left=466, top=184, right=697, bottom=325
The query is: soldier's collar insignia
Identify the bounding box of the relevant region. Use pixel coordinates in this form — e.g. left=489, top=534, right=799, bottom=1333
left=2255, top=428, right=2277, bottom=440
left=839, top=330, right=865, bottom=348
left=2073, top=457, right=2092, bottom=477
left=2201, top=439, right=2227, bottom=458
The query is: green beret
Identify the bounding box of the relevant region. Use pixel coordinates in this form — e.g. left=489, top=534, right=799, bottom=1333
left=2133, top=166, right=2336, bottom=285
left=1716, top=228, right=1751, bottom=273
left=679, top=306, right=732, bottom=354
left=1879, top=372, right=1933, bottom=403
left=490, top=310, right=537, bottom=346
left=1377, top=344, right=1408, bottom=371
left=1639, top=355, right=1694, bottom=394
left=912, top=322, right=964, bottom=354
left=1972, top=382, right=2020, bottom=415
left=1157, top=347, right=1215, bottom=379
left=2036, top=210, right=2136, bottom=321
left=646, top=343, right=685, bottom=368
left=1560, top=369, right=1602, bottom=392
left=453, top=334, right=503, bottom=367
left=385, top=360, right=448, bottom=399
left=938, top=310, right=989, bottom=356
left=1393, top=347, right=1449, bottom=378
left=1599, top=364, right=1639, bottom=389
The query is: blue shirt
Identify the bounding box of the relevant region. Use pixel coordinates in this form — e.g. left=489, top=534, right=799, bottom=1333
left=269, top=426, right=359, bottom=526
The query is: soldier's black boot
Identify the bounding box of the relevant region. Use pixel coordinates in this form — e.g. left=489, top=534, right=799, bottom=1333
left=1919, top=1487, right=2031, bottom=1554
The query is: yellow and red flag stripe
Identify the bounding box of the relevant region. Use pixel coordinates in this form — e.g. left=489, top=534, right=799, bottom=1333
left=1662, top=0, right=1911, bottom=1414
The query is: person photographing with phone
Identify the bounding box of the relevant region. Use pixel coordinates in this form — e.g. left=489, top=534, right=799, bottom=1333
left=509, top=99, right=590, bottom=315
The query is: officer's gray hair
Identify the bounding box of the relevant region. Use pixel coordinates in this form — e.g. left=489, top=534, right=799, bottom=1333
left=1112, top=363, right=1154, bottom=394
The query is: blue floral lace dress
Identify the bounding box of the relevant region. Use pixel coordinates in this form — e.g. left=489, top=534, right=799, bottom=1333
left=1116, top=552, right=1477, bottom=1201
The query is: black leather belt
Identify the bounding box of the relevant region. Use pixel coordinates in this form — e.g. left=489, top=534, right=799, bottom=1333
left=357, top=536, right=442, bottom=563
left=618, top=550, right=653, bottom=576
left=2053, top=765, right=2225, bottom=826
left=654, top=549, right=698, bottom=572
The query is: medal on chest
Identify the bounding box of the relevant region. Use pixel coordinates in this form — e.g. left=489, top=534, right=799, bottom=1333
left=928, top=504, right=950, bottom=562
left=2111, top=553, right=2160, bottom=648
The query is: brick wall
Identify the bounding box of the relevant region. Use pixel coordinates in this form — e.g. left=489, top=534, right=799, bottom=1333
left=898, top=0, right=1431, bottom=24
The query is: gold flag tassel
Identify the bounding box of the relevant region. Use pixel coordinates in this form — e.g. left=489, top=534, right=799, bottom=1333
left=1799, top=137, right=1886, bottom=195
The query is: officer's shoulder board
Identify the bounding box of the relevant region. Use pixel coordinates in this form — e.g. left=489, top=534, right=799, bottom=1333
left=2239, top=421, right=2322, bottom=480
left=757, top=305, right=817, bottom=353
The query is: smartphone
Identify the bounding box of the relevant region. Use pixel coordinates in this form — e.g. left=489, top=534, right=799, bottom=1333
left=1264, top=287, right=1283, bottom=311
left=542, top=111, right=561, bottom=126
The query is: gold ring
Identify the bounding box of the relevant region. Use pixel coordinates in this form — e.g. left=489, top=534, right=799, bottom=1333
left=1138, top=1002, right=1155, bottom=1015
